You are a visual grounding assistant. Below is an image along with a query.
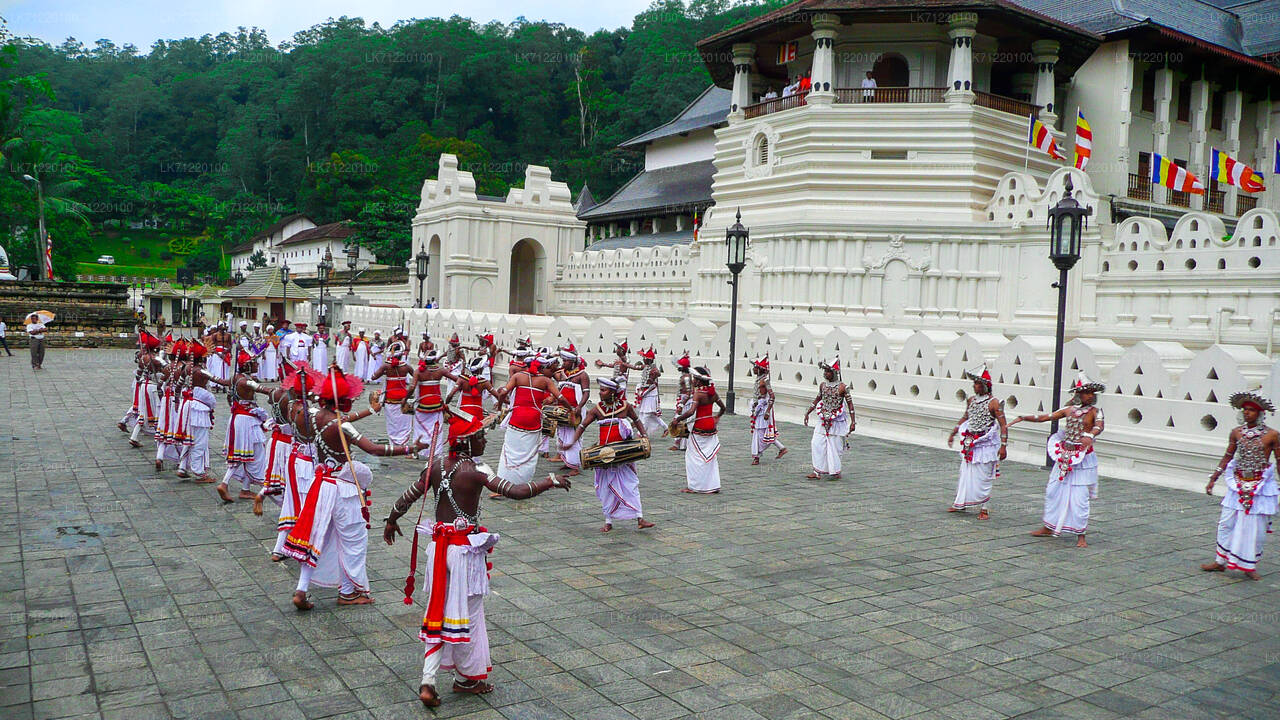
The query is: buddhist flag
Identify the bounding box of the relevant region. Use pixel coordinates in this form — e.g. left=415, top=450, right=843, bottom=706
left=1028, top=115, right=1065, bottom=160
left=1151, top=153, right=1204, bottom=194
left=692, top=208, right=700, bottom=242
left=44, top=233, right=53, bottom=280
left=1073, top=109, right=1092, bottom=170
left=1211, top=148, right=1266, bottom=193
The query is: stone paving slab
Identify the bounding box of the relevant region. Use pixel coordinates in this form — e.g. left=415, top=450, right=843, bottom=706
left=3, top=348, right=1280, bottom=719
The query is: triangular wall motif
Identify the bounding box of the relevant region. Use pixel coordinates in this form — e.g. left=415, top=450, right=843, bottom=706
left=1208, top=368, right=1218, bottom=380
left=1134, top=365, right=1143, bottom=375
left=1166, top=417, right=1175, bottom=427
left=1070, top=359, right=1079, bottom=370
left=1207, top=390, right=1218, bottom=403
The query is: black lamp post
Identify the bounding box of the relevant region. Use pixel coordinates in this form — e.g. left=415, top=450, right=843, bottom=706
left=233, top=270, right=244, bottom=286
left=724, top=208, right=749, bottom=415
left=176, top=267, right=194, bottom=327
left=345, top=240, right=360, bottom=295
left=281, top=262, right=291, bottom=326
left=317, top=248, right=333, bottom=325
left=1045, top=176, right=1092, bottom=466
left=415, top=248, right=431, bottom=308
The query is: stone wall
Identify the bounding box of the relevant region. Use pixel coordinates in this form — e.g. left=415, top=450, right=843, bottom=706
left=0, top=280, right=137, bottom=347
left=552, top=244, right=692, bottom=318
left=334, top=304, right=1280, bottom=494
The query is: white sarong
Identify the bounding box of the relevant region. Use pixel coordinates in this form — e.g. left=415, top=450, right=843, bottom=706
left=498, top=426, right=542, bottom=484
left=418, top=524, right=500, bottom=685
left=1042, top=431, right=1099, bottom=536
left=751, top=398, right=783, bottom=456
left=556, top=424, right=581, bottom=469
left=1212, top=461, right=1278, bottom=572
left=952, top=420, right=1001, bottom=509
left=414, top=410, right=447, bottom=460
left=685, top=432, right=721, bottom=493
left=635, top=386, right=667, bottom=438
left=811, top=408, right=850, bottom=475
left=384, top=403, right=412, bottom=445
left=595, top=462, right=643, bottom=521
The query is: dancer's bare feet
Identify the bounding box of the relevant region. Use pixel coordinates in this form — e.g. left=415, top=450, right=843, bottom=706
left=668, top=445, right=680, bottom=451
left=238, top=490, right=256, bottom=500
left=155, top=460, right=163, bottom=471
left=271, top=552, right=286, bottom=562
left=828, top=473, right=841, bottom=480
left=292, top=591, right=313, bottom=611
left=1076, top=535, right=1088, bottom=548
left=452, top=680, right=493, bottom=695
left=751, top=457, right=760, bottom=466
left=216, top=483, right=234, bottom=503
left=337, top=592, right=374, bottom=605
left=489, top=492, right=503, bottom=500
left=637, top=518, right=654, bottom=530
left=1030, top=527, right=1054, bottom=537
left=547, top=455, right=564, bottom=464
left=947, top=507, right=961, bottom=513
left=176, top=470, right=189, bottom=479
left=1242, top=570, right=1259, bottom=580
left=419, top=684, right=440, bottom=707
left=253, top=496, right=264, bottom=516
left=600, top=523, right=612, bottom=533
left=129, top=440, right=141, bottom=448
left=680, top=488, right=696, bottom=493
left=776, top=448, right=788, bottom=459
left=1200, top=562, right=1224, bottom=572
left=117, top=422, right=128, bottom=433
left=193, top=475, right=216, bottom=484
left=806, top=472, right=819, bottom=479
left=978, top=509, right=989, bottom=520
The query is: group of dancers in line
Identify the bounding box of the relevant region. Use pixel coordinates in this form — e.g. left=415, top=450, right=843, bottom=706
left=113, top=322, right=1279, bottom=707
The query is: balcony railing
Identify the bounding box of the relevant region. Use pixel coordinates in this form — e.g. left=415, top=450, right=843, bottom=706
left=974, top=91, right=1039, bottom=118
left=741, top=86, right=1037, bottom=119
left=1127, top=173, right=1151, bottom=202
left=1206, top=189, right=1226, bottom=214
left=833, top=86, right=946, bottom=104
left=1128, top=174, right=1263, bottom=216
left=1238, top=196, right=1259, bottom=214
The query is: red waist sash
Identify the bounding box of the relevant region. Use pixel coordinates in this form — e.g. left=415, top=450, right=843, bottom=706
left=421, top=523, right=490, bottom=642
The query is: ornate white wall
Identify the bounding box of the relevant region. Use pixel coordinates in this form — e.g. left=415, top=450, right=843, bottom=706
left=333, top=303, right=1279, bottom=494
left=552, top=244, right=691, bottom=318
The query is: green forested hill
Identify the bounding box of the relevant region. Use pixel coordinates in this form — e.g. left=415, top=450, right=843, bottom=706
left=0, top=0, right=786, bottom=278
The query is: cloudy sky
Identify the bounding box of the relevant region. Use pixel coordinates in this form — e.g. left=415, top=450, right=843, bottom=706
left=2, top=0, right=654, bottom=49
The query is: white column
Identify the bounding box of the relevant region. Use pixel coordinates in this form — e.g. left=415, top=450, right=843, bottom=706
left=1188, top=78, right=1210, bottom=211
left=1031, top=39, right=1059, bottom=125
left=675, top=214, right=686, bottom=231
left=944, top=12, right=978, bottom=104
left=630, top=219, right=639, bottom=236
left=808, top=13, right=839, bottom=107
left=729, top=42, right=756, bottom=120
left=1224, top=90, right=1244, bottom=215
left=1152, top=68, right=1174, bottom=206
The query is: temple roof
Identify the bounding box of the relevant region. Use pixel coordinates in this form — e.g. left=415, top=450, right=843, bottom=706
left=619, top=86, right=731, bottom=148
left=220, top=268, right=315, bottom=301
left=585, top=230, right=695, bottom=251
left=576, top=160, right=716, bottom=222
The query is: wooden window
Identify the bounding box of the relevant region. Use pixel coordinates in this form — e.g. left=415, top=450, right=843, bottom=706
left=1140, top=66, right=1156, bottom=113
left=1176, top=79, right=1191, bottom=122
left=1210, top=90, right=1224, bottom=131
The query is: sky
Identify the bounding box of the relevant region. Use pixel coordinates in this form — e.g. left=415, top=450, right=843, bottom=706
left=1, top=0, right=655, bottom=50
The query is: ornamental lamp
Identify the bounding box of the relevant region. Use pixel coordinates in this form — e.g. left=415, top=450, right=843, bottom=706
left=346, top=240, right=360, bottom=271
left=1047, top=175, right=1091, bottom=271
left=415, top=249, right=430, bottom=282
left=725, top=208, right=749, bottom=273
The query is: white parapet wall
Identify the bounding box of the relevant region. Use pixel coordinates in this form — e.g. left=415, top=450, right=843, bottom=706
left=335, top=303, right=1279, bottom=494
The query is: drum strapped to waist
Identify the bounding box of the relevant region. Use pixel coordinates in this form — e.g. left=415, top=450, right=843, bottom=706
left=541, top=404, right=571, bottom=435
left=666, top=419, right=690, bottom=439
left=581, top=437, right=651, bottom=469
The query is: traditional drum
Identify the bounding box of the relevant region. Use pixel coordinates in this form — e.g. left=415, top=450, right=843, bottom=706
left=581, top=437, right=651, bottom=469
left=665, top=419, right=690, bottom=439
left=541, top=404, right=571, bottom=435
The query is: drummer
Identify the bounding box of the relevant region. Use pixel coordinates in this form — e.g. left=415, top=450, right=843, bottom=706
left=571, top=376, right=654, bottom=533
left=492, top=352, right=569, bottom=499
left=551, top=345, right=589, bottom=476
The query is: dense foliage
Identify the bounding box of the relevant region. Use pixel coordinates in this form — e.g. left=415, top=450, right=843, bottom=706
left=0, top=1, right=784, bottom=276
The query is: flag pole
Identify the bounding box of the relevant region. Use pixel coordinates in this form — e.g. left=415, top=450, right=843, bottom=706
left=1024, top=114, right=1031, bottom=172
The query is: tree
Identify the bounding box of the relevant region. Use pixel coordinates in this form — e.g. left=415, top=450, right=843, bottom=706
left=247, top=249, right=267, bottom=269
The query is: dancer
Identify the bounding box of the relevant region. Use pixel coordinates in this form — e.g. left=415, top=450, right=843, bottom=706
left=254, top=361, right=302, bottom=517
left=334, top=321, right=353, bottom=373
left=289, top=322, right=313, bottom=365
left=413, top=351, right=458, bottom=460
left=207, top=351, right=272, bottom=503
left=748, top=356, right=787, bottom=465
left=382, top=405, right=570, bottom=707
left=283, top=366, right=423, bottom=610
left=153, top=339, right=187, bottom=471
left=674, top=366, right=724, bottom=494
left=493, top=354, right=568, bottom=494
left=1009, top=372, right=1105, bottom=547
left=669, top=353, right=692, bottom=451
left=311, top=321, right=330, bottom=370
left=946, top=365, right=1007, bottom=519
left=446, top=357, right=494, bottom=423
left=176, top=345, right=217, bottom=483
left=367, top=330, right=386, bottom=381
left=632, top=347, right=667, bottom=438
left=804, top=358, right=854, bottom=480
left=371, top=346, right=413, bottom=446
left=595, top=341, right=641, bottom=392
left=417, top=329, right=435, bottom=360
left=1200, top=389, right=1280, bottom=578
left=442, top=333, right=466, bottom=398
left=353, top=329, right=370, bottom=379
left=120, top=330, right=161, bottom=447
left=551, top=346, right=589, bottom=475
left=572, top=376, right=653, bottom=531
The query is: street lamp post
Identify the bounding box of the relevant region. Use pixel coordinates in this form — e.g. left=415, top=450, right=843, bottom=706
left=21, top=174, right=47, bottom=279
left=176, top=267, right=194, bottom=327
left=345, top=241, right=360, bottom=295
left=233, top=270, right=244, bottom=286
left=1045, top=176, right=1092, bottom=467
left=724, top=208, right=749, bottom=415
left=317, top=248, right=333, bottom=325
left=281, top=262, right=291, bottom=326
left=415, top=249, right=430, bottom=308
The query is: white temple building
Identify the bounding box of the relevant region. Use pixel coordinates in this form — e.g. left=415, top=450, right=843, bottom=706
left=375, top=0, right=1280, bottom=491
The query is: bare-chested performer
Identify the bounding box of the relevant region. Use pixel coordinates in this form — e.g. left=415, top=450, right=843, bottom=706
left=383, top=405, right=570, bottom=707
left=205, top=350, right=274, bottom=502
left=594, top=341, right=642, bottom=393
left=572, top=375, right=654, bottom=532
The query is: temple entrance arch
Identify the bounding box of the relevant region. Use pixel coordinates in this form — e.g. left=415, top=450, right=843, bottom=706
left=426, top=234, right=442, bottom=305
left=510, top=238, right=547, bottom=314
left=873, top=53, right=909, bottom=87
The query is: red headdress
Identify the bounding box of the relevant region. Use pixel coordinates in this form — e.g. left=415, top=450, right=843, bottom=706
left=449, top=332, right=460, bottom=346
left=752, top=355, right=769, bottom=371
left=318, top=366, right=365, bottom=407
left=284, top=363, right=324, bottom=395
left=963, top=364, right=993, bottom=389
left=188, top=343, right=207, bottom=362
left=141, top=331, right=162, bottom=351
left=236, top=349, right=255, bottom=370
left=614, top=340, right=628, bottom=353
left=172, top=339, right=189, bottom=359
left=640, top=346, right=656, bottom=360
left=674, top=352, right=691, bottom=370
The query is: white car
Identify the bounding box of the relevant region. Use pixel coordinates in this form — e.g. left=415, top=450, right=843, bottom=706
left=97, top=255, right=116, bottom=265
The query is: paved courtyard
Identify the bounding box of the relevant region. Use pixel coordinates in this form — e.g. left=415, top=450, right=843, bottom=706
left=2, top=348, right=1279, bottom=720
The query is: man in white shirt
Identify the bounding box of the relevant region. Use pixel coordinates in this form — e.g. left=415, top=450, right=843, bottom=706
left=25, top=314, right=46, bottom=369
left=861, top=71, right=878, bottom=100
left=0, top=319, right=11, bottom=356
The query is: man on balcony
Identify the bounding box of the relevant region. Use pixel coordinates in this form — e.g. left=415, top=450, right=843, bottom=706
left=862, top=71, right=877, bottom=100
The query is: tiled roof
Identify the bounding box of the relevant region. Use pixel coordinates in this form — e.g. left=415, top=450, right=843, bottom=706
left=276, top=221, right=355, bottom=247
left=574, top=185, right=597, bottom=213
left=585, top=231, right=695, bottom=251
left=220, top=268, right=315, bottom=301
left=619, top=86, right=731, bottom=148
left=577, top=160, right=716, bottom=221
left=250, top=213, right=313, bottom=242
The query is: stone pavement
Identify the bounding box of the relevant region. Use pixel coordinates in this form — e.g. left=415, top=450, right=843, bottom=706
left=2, top=349, right=1280, bottom=720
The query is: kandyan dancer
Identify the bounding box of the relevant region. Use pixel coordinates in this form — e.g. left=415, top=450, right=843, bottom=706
left=804, top=358, right=855, bottom=480
left=1200, top=389, right=1279, bottom=579
left=946, top=364, right=1007, bottom=519
left=674, top=365, right=724, bottom=494
left=1009, top=372, right=1105, bottom=547
left=383, top=405, right=570, bottom=707
left=749, top=355, right=787, bottom=465
left=669, top=353, right=692, bottom=451
left=572, top=375, right=654, bottom=531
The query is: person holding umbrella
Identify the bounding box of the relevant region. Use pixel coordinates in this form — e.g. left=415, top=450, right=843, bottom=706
left=25, top=311, right=52, bottom=370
